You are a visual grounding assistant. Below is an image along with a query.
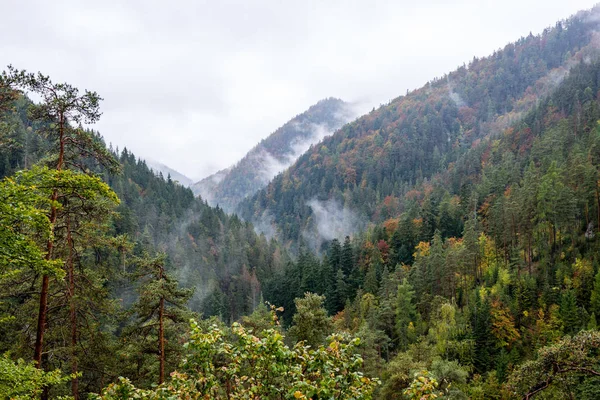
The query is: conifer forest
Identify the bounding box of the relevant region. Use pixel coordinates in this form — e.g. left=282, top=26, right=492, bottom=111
left=2, top=3, right=600, bottom=399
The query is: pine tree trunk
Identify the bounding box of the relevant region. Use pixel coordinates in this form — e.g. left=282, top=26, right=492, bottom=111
left=159, top=296, right=165, bottom=385
left=67, top=217, right=79, bottom=400
left=158, top=263, right=165, bottom=385
left=34, top=115, right=65, bottom=369
left=34, top=191, right=56, bottom=367
left=34, top=274, right=49, bottom=368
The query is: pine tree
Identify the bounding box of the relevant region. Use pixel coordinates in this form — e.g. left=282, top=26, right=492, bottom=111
left=328, top=238, right=342, bottom=272
left=396, top=216, right=416, bottom=265
left=560, top=290, right=580, bottom=335
left=396, top=279, right=417, bottom=350
left=462, top=212, right=481, bottom=283
left=341, top=236, right=354, bottom=276
left=330, top=269, right=348, bottom=314
left=320, top=255, right=335, bottom=312
left=50, top=177, right=118, bottom=398
left=590, top=270, right=600, bottom=317
left=429, top=230, right=444, bottom=296
left=288, top=293, right=332, bottom=348
left=126, top=253, right=193, bottom=385
left=364, top=264, right=378, bottom=294
left=299, top=250, right=321, bottom=294
left=2, top=67, right=119, bottom=380
left=471, top=292, right=494, bottom=373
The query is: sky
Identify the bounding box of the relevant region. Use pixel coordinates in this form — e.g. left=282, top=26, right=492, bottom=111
left=1, top=0, right=597, bottom=181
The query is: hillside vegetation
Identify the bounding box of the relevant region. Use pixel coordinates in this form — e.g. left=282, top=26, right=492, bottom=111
left=2, top=7, right=600, bottom=400
left=239, top=10, right=600, bottom=249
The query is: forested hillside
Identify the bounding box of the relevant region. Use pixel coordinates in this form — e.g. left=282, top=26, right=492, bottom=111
left=254, top=55, right=600, bottom=399
left=2, top=6, right=600, bottom=400
left=192, top=97, right=353, bottom=213
left=239, top=10, right=600, bottom=249
left=0, top=71, right=287, bottom=398
left=0, top=92, right=287, bottom=320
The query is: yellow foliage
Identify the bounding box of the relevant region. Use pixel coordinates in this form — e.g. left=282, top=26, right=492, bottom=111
left=491, top=301, right=521, bottom=347
left=413, top=241, right=430, bottom=260
left=572, top=258, right=594, bottom=290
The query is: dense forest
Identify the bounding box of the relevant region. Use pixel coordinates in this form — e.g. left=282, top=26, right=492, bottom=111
left=238, top=9, right=600, bottom=250
left=0, top=69, right=289, bottom=397
left=258, top=56, right=600, bottom=399
left=2, top=6, right=600, bottom=400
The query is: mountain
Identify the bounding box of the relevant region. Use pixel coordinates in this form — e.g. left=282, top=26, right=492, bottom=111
left=238, top=9, right=600, bottom=250
left=145, top=158, right=194, bottom=187
left=0, top=93, right=288, bottom=392
left=4, top=6, right=600, bottom=400
left=190, top=166, right=231, bottom=204
left=0, top=95, right=288, bottom=320
left=109, top=150, right=286, bottom=319
left=260, top=44, right=600, bottom=400
left=191, top=97, right=355, bottom=212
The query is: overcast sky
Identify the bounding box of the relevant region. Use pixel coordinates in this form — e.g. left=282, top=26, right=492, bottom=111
left=1, top=0, right=597, bottom=180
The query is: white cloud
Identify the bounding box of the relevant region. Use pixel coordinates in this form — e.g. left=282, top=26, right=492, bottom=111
left=304, top=198, right=365, bottom=251
left=0, top=0, right=596, bottom=180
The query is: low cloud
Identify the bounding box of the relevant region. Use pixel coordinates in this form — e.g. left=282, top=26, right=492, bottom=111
left=303, top=198, right=365, bottom=251
left=254, top=122, right=338, bottom=184
left=251, top=209, right=278, bottom=241
left=447, top=77, right=467, bottom=108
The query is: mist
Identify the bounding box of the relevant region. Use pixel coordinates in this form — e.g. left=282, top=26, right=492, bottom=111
left=303, top=198, right=365, bottom=251
left=254, top=122, right=339, bottom=184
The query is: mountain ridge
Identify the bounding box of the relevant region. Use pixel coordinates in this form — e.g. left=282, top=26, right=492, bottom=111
left=145, top=158, right=194, bottom=187
left=238, top=7, right=600, bottom=250
left=191, top=97, right=356, bottom=212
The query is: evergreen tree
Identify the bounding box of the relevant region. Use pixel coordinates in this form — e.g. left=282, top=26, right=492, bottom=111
left=341, top=236, right=354, bottom=276
left=2, top=67, right=119, bottom=378
left=428, top=230, right=444, bottom=296
left=396, top=279, right=417, bottom=350
left=471, top=292, right=494, bottom=373
left=560, top=290, right=580, bottom=335
left=328, top=238, right=342, bottom=272
left=364, top=264, right=378, bottom=294
left=288, top=293, right=332, bottom=348
left=330, top=269, right=348, bottom=314
left=590, top=270, right=600, bottom=317
left=125, top=254, right=193, bottom=386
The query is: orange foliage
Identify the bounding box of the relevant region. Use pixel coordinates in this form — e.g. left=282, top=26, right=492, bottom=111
left=383, top=218, right=400, bottom=235
left=405, top=189, right=423, bottom=201
left=422, top=183, right=434, bottom=197
left=445, top=237, right=463, bottom=248
left=344, top=167, right=357, bottom=186
left=479, top=196, right=494, bottom=218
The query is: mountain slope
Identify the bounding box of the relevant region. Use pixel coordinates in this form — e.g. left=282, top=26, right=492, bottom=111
left=108, top=150, right=286, bottom=319
left=0, top=89, right=289, bottom=393
left=145, top=159, right=194, bottom=187
left=260, top=51, right=600, bottom=400
left=238, top=9, right=600, bottom=249
left=191, top=97, right=355, bottom=212
left=0, top=96, right=287, bottom=324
